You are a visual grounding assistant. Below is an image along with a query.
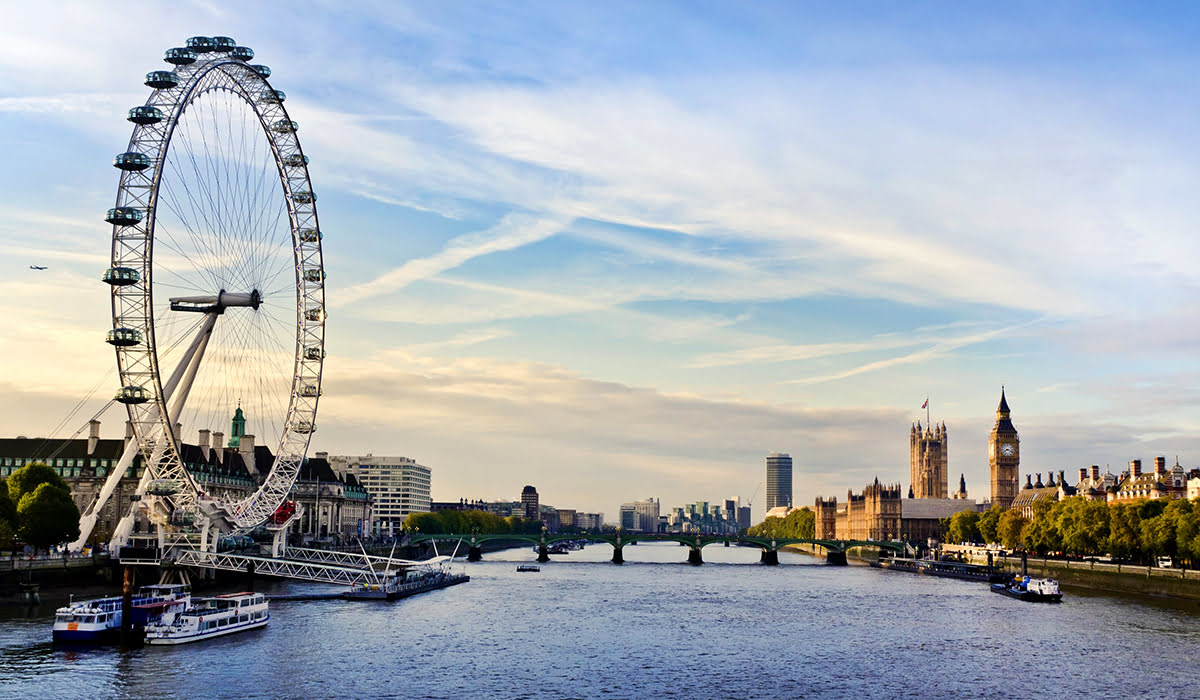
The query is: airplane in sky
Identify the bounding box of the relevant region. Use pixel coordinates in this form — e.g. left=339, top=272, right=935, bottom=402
left=29, top=265, right=47, bottom=270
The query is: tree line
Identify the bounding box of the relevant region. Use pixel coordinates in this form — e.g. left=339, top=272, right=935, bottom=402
left=745, top=507, right=815, bottom=539
left=402, top=509, right=547, bottom=536
left=0, top=463, right=81, bottom=552
left=946, top=496, right=1200, bottom=565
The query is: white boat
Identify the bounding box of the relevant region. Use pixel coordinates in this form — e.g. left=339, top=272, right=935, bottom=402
left=144, top=592, right=268, bottom=645
left=52, top=584, right=191, bottom=643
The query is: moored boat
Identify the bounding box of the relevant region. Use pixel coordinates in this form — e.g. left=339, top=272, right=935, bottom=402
left=990, top=575, right=1063, bottom=603
left=52, top=584, right=191, bottom=643
left=516, top=564, right=540, bottom=572
left=872, top=557, right=1008, bottom=583
left=343, top=566, right=470, bottom=600
left=144, top=592, right=268, bottom=645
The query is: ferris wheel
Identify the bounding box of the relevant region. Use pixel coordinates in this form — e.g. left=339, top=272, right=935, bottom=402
left=72, top=36, right=325, bottom=552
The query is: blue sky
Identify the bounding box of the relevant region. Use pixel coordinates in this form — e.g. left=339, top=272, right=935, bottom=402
left=3, top=2, right=1200, bottom=520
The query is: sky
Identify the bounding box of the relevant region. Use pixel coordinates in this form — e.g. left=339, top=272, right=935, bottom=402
left=3, top=1, right=1200, bottom=522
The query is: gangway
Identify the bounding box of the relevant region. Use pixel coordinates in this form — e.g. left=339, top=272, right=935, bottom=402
left=173, top=550, right=382, bottom=587
left=284, top=546, right=450, bottom=570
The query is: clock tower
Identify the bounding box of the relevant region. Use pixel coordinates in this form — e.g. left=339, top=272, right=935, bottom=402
left=989, top=388, right=1020, bottom=509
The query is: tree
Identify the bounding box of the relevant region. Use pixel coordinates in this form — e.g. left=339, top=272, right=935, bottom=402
left=1106, top=502, right=1143, bottom=561
left=947, top=510, right=981, bottom=544
left=978, top=505, right=1003, bottom=544
left=7, top=462, right=69, bottom=505
left=746, top=507, right=814, bottom=539
left=997, top=509, right=1028, bottom=550
left=1056, top=497, right=1109, bottom=556
left=0, top=478, right=15, bottom=549
left=17, top=483, right=80, bottom=550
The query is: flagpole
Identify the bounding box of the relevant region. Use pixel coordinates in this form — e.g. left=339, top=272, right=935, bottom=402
left=926, top=396, right=930, bottom=427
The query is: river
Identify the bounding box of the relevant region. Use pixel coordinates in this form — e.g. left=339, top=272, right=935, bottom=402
left=2, top=542, right=1199, bottom=699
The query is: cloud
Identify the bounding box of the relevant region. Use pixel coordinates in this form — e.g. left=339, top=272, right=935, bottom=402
left=331, top=212, right=567, bottom=307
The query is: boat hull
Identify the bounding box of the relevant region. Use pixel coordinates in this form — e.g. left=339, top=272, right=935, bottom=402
left=146, top=617, right=269, bottom=645
left=990, top=583, right=1062, bottom=603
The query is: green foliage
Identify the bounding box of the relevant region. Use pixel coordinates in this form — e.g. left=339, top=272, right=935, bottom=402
left=402, top=510, right=544, bottom=536
left=0, top=478, right=14, bottom=549
left=746, top=507, right=815, bottom=539
left=946, top=510, right=981, bottom=544
left=1055, top=497, right=1109, bottom=555
left=7, top=462, right=68, bottom=505
left=1105, top=501, right=1143, bottom=560
left=997, top=509, right=1027, bottom=550
left=17, top=482, right=80, bottom=550
left=978, top=505, right=1003, bottom=544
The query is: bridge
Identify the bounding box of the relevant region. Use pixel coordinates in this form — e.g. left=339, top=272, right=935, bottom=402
left=408, top=532, right=906, bottom=565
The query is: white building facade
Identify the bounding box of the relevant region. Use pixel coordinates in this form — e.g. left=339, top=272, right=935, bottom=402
left=328, top=454, right=432, bottom=537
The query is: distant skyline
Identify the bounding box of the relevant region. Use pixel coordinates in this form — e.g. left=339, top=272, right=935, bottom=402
left=4, top=3, right=1200, bottom=520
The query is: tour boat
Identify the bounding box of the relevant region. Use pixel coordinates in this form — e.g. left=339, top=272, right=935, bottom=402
left=990, top=575, right=1063, bottom=603
left=52, top=584, right=191, bottom=643
left=144, top=592, right=268, bottom=645
left=516, top=564, right=540, bottom=572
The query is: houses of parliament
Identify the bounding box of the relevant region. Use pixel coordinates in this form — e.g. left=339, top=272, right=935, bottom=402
left=814, top=389, right=1021, bottom=541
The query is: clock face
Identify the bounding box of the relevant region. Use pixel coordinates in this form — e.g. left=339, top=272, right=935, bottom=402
left=1000, top=442, right=1015, bottom=457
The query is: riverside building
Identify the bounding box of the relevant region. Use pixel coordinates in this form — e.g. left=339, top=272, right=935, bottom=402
left=328, top=454, right=431, bottom=537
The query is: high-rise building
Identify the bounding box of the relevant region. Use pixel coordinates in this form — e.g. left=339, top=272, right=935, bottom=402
left=328, top=454, right=431, bottom=537
left=521, top=485, right=539, bottom=520
left=619, top=497, right=660, bottom=532
left=765, top=453, right=793, bottom=510
left=989, top=388, right=1020, bottom=510
left=909, top=421, right=948, bottom=498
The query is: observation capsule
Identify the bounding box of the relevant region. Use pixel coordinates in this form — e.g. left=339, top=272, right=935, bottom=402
left=291, top=191, right=315, bottom=204
left=292, top=420, right=314, bottom=434
left=145, top=71, right=179, bottom=89
left=210, top=36, right=237, bottom=52
left=186, top=36, right=215, bottom=53
left=303, top=346, right=325, bottom=361
left=128, top=106, right=164, bottom=125
left=304, top=307, right=324, bottom=323
left=113, top=152, right=152, bottom=171
left=115, top=385, right=151, bottom=405
left=284, top=153, right=309, bottom=167
left=299, top=384, right=321, bottom=397
left=230, top=46, right=254, bottom=62
left=102, top=267, right=141, bottom=286
left=259, top=89, right=286, bottom=104
left=106, top=327, right=144, bottom=346
left=249, top=64, right=271, bottom=78
left=302, top=268, right=324, bottom=283
left=298, top=228, right=322, bottom=243
left=164, top=47, right=198, bottom=65
left=271, top=119, right=298, bottom=133
left=105, top=207, right=143, bottom=226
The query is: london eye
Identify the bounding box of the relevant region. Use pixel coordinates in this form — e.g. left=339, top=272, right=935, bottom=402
left=73, top=36, right=326, bottom=552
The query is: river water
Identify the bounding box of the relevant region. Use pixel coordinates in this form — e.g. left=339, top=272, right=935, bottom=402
left=2, top=543, right=1199, bottom=699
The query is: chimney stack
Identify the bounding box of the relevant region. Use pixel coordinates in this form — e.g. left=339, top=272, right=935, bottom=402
left=240, top=434, right=256, bottom=475
left=1047, top=472, right=1056, bottom=487
left=1058, top=470, right=1066, bottom=487
left=174, top=422, right=183, bottom=441
left=1079, top=467, right=1088, bottom=483
left=1091, top=465, right=1100, bottom=480
left=1024, top=474, right=1033, bottom=489
left=1155, top=456, right=1166, bottom=475
left=88, top=419, right=101, bottom=456
left=1035, top=473, right=1044, bottom=488
left=213, top=432, right=225, bottom=464
left=198, top=429, right=211, bottom=451
left=1131, top=459, right=1142, bottom=478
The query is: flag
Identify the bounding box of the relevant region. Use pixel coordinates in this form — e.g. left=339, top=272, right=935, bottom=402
left=921, top=398, right=928, bottom=409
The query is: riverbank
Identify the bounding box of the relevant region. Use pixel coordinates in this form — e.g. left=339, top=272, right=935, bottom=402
left=781, top=543, right=1200, bottom=600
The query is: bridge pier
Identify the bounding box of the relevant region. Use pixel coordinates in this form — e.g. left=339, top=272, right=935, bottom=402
left=688, top=547, right=703, bottom=566
left=826, top=550, right=847, bottom=566
left=760, top=549, right=779, bottom=566
left=537, top=545, right=550, bottom=563
left=468, top=545, right=482, bottom=562
left=611, top=546, right=624, bottom=564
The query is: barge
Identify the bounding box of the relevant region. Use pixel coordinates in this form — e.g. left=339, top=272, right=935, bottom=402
left=871, top=557, right=1008, bottom=583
